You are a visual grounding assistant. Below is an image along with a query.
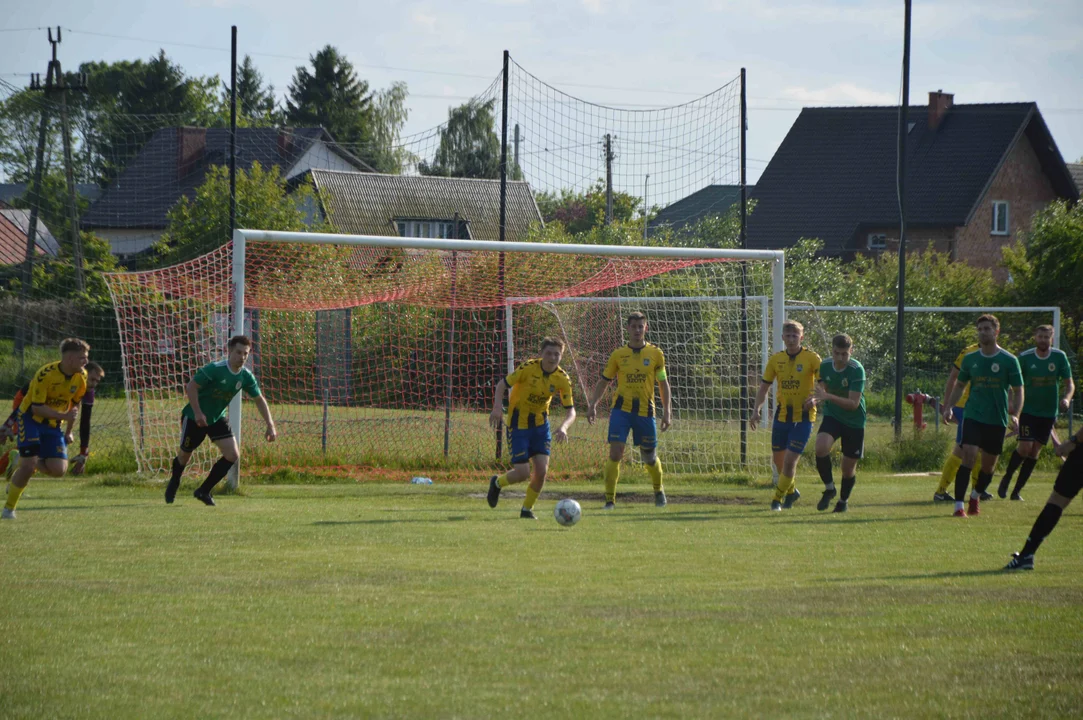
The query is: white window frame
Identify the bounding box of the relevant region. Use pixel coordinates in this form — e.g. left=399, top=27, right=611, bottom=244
left=867, top=233, right=887, bottom=250
left=396, top=219, right=457, bottom=239
left=991, top=201, right=1010, bottom=236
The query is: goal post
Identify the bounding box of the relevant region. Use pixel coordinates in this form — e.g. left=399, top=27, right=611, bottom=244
left=106, top=228, right=786, bottom=482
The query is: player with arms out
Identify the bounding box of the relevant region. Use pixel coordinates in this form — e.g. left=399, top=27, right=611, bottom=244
left=932, top=342, right=982, bottom=502
left=810, top=334, right=865, bottom=513
left=486, top=337, right=577, bottom=519
left=751, top=320, right=821, bottom=511
left=997, top=324, right=1074, bottom=501
left=586, top=312, right=671, bottom=509
left=941, top=315, right=1023, bottom=517
left=164, top=335, right=276, bottom=506
left=3, top=338, right=90, bottom=520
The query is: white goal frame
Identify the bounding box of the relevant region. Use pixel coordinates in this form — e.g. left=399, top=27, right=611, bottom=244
left=229, top=228, right=787, bottom=485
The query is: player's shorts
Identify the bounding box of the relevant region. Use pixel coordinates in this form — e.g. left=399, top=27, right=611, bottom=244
left=817, top=416, right=865, bottom=459
left=951, top=406, right=965, bottom=445
left=961, top=418, right=1007, bottom=456
left=17, top=414, right=67, bottom=460
left=772, top=419, right=813, bottom=454
left=1052, top=445, right=1083, bottom=499
left=508, top=424, right=551, bottom=465
left=1018, top=413, right=1055, bottom=445
left=607, top=407, right=657, bottom=450
left=179, top=415, right=234, bottom=453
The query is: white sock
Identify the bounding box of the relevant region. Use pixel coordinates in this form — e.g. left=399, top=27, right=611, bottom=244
left=825, top=482, right=835, bottom=491
left=970, top=490, right=979, bottom=500
left=955, top=501, right=965, bottom=511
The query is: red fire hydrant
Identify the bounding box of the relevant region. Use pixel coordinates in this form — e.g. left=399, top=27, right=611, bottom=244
left=905, top=392, right=934, bottom=430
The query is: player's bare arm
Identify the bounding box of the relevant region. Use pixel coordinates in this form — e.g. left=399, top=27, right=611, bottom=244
left=1061, top=377, right=1075, bottom=415
left=185, top=379, right=207, bottom=426
left=750, top=380, right=771, bottom=431
left=659, top=378, right=673, bottom=432
left=31, top=403, right=78, bottom=424
left=812, top=382, right=861, bottom=411
left=489, top=378, right=509, bottom=430
left=586, top=377, right=611, bottom=426
left=554, top=407, right=577, bottom=443
left=1007, top=384, right=1024, bottom=432
left=254, top=395, right=277, bottom=442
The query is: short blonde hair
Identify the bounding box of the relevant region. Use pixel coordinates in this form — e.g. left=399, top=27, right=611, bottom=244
left=539, top=337, right=566, bottom=352
left=782, top=320, right=804, bottom=335
left=60, top=338, right=90, bottom=354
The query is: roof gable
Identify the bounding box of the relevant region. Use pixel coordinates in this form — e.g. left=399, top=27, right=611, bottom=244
left=311, top=171, right=542, bottom=242
left=648, top=184, right=749, bottom=233
left=0, top=209, right=58, bottom=265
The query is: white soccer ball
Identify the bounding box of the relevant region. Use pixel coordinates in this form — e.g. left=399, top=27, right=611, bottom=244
left=554, top=498, right=582, bottom=527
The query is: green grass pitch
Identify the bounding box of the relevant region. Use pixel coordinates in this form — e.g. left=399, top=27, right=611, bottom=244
left=1, top=473, right=1082, bottom=718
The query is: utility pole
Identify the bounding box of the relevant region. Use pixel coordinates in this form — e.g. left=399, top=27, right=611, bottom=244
left=604, top=133, right=614, bottom=226
left=894, top=0, right=912, bottom=439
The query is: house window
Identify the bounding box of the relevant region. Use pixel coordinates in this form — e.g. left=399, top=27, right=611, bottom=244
left=867, top=233, right=887, bottom=250
left=396, top=219, right=457, bottom=239
left=991, top=201, right=1009, bottom=235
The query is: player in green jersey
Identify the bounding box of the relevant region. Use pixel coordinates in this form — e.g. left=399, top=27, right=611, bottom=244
left=941, top=315, right=1023, bottom=517
left=811, top=334, right=866, bottom=513
left=164, top=335, right=277, bottom=506
left=997, top=324, right=1074, bottom=501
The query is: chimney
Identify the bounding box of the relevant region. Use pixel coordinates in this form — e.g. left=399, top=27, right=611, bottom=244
left=176, top=127, right=207, bottom=180
left=278, top=129, right=296, bottom=159
left=928, top=90, right=954, bottom=131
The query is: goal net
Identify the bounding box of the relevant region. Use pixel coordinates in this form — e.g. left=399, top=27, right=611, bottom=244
left=104, top=231, right=784, bottom=480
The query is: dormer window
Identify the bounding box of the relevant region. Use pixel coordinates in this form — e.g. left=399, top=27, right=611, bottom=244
left=396, top=219, right=458, bottom=239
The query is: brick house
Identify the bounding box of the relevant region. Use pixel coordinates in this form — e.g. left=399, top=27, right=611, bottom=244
left=747, top=92, right=1080, bottom=278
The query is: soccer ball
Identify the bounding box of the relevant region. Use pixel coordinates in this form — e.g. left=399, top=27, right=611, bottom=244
left=553, top=498, right=581, bottom=527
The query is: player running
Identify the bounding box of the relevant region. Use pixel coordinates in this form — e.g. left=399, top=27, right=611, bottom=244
left=932, top=343, right=982, bottom=502
left=811, top=334, right=865, bottom=513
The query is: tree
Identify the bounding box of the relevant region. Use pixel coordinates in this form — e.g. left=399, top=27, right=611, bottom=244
left=223, top=55, right=278, bottom=125
left=419, top=98, right=510, bottom=179
left=154, top=161, right=330, bottom=266
left=368, top=82, right=414, bottom=174
left=0, top=89, right=63, bottom=183
left=534, top=180, right=642, bottom=234
left=285, top=46, right=377, bottom=167
left=1002, top=200, right=1083, bottom=358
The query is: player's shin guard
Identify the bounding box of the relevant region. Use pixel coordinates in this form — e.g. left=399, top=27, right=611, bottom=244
left=954, top=465, right=972, bottom=507
left=604, top=459, right=620, bottom=503
left=840, top=475, right=856, bottom=502
left=523, top=486, right=540, bottom=511
left=197, top=458, right=235, bottom=494
left=497, top=472, right=511, bottom=488
left=815, top=455, right=833, bottom=488
left=645, top=458, right=663, bottom=492
left=970, top=462, right=981, bottom=488
left=1013, top=458, right=1038, bottom=495
left=775, top=474, right=795, bottom=502
left=975, top=471, right=994, bottom=496
left=1021, top=503, right=1064, bottom=557
left=4, top=482, right=25, bottom=511
left=938, top=453, right=962, bottom=493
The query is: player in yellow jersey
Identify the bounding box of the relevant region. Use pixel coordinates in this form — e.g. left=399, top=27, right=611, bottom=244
left=751, top=320, right=821, bottom=511
left=933, top=343, right=982, bottom=502
left=586, top=312, right=672, bottom=509
left=3, top=338, right=90, bottom=520
left=487, top=337, right=577, bottom=519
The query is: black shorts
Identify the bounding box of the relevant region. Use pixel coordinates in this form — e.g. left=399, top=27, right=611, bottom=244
left=1018, top=413, right=1056, bottom=445
left=817, top=416, right=864, bottom=459
left=961, top=418, right=1007, bottom=456
left=1053, top=446, right=1083, bottom=500
left=179, top=415, right=233, bottom=453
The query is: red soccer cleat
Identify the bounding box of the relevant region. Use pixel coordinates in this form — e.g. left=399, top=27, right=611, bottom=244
left=967, top=498, right=980, bottom=515
left=953, top=509, right=968, bottom=518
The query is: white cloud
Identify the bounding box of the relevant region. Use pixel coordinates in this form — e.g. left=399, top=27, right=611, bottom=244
left=581, top=0, right=605, bottom=13
left=782, top=83, right=897, bottom=106
left=411, top=9, right=439, bottom=31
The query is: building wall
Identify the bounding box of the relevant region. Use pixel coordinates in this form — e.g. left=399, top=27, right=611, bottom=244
left=288, top=141, right=362, bottom=179
left=862, top=226, right=956, bottom=256
left=953, top=133, right=1058, bottom=278
left=97, top=228, right=163, bottom=258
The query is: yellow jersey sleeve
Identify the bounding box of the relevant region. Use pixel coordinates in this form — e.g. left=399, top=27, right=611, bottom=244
left=762, top=361, right=777, bottom=384
left=19, top=362, right=87, bottom=427
left=555, top=371, right=574, bottom=408
left=602, top=350, right=620, bottom=381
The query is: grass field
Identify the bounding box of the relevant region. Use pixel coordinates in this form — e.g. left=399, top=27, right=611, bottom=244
left=1, top=472, right=1081, bottom=718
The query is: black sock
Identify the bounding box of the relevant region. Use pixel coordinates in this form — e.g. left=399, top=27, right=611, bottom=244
left=954, top=465, right=972, bottom=503
left=816, top=455, right=833, bottom=487
left=840, top=475, right=856, bottom=502
left=1013, top=458, right=1038, bottom=495
left=198, top=457, right=235, bottom=494
left=170, top=457, right=185, bottom=485
left=976, top=471, right=994, bottom=495
left=1020, top=503, right=1064, bottom=556
left=1002, top=450, right=1024, bottom=482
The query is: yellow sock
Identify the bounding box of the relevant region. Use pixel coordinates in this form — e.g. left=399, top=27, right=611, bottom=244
left=938, top=454, right=962, bottom=493
left=497, top=472, right=511, bottom=488
left=970, top=463, right=981, bottom=489
left=604, top=459, right=620, bottom=503
left=646, top=458, right=664, bottom=492
left=523, top=486, right=540, bottom=510
left=5, top=482, right=25, bottom=511
left=775, top=474, right=795, bottom=501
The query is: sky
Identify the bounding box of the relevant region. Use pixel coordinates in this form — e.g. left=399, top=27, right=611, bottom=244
left=1, top=0, right=1081, bottom=188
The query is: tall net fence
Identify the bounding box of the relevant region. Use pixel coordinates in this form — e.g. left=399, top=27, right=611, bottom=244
left=104, top=236, right=782, bottom=478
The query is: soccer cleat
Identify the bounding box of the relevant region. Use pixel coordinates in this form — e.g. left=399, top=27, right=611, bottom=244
left=519, top=508, right=536, bottom=520
left=1010, top=493, right=1024, bottom=502
left=1003, top=552, right=1034, bottom=571
left=968, top=497, right=980, bottom=516
left=817, top=487, right=837, bottom=511
left=933, top=492, right=955, bottom=503
left=486, top=475, right=501, bottom=508
left=1, top=507, right=14, bottom=520
left=770, top=500, right=782, bottom=512
left=655, top=490, right=667, bottom=508
left=165, top=477, right=181, bottom=504
left=953, top=509, right=968, bottom=518
left=193, top=489, right=216, bottom=507
left=832, top=501, right=848, bottom=513
left=782, top=488, right=801, bottom=509
left=997, top=478, right=1011, bottom=499
left=979, top=491, right=994, bottom=502
left=603, top=501, right=616, bottom=511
